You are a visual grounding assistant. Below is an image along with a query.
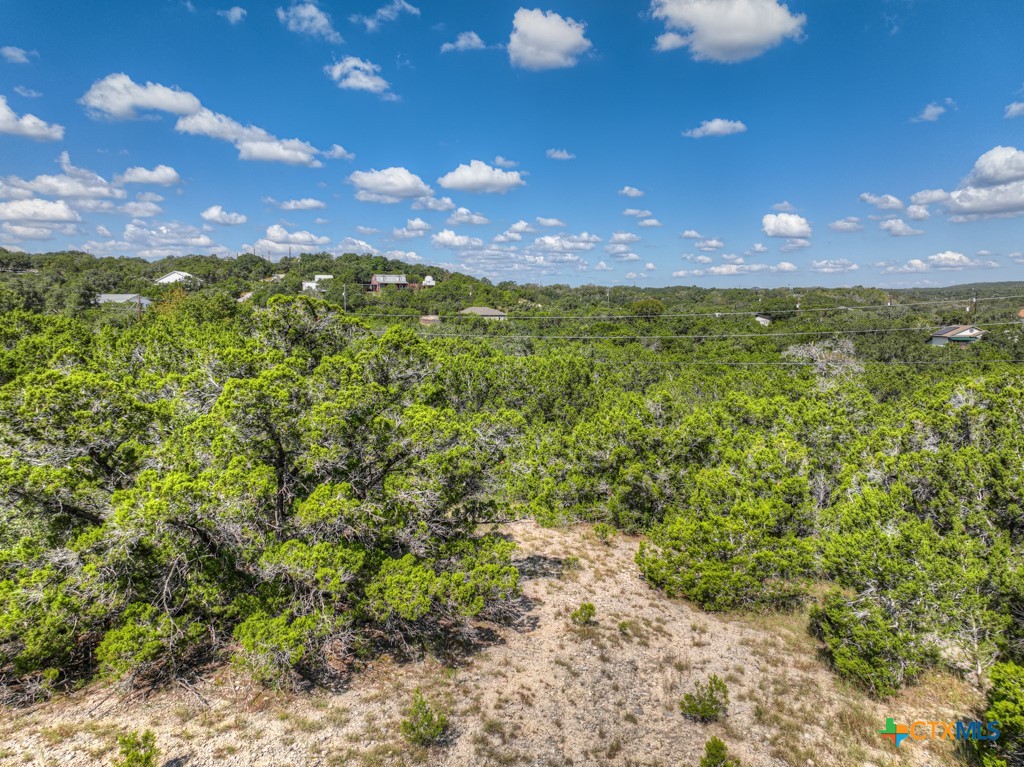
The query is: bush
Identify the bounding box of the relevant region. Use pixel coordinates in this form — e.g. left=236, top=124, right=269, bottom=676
left=114, top=730, right=158, bottom=767
left=809, top=590, right=938, bottom=698
left=400, top=688, right=448, bottom=746
left=975, top=661, right=1024, bottom=767
left=680, top=675, right=729, bottom=722
left=570, top=602, right=596, bottom=625
left=699, top=736, right=741, bottom=767
left=593, top=523, right=615, bottom=544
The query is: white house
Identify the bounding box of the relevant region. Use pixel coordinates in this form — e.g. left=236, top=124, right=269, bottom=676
left=155, top=270, right=195, bottom=284
left=928, top=325, right=986, bottom=347
left=754, top=312, right=772, bottom=327
left=422, top=275, right=436, bottom=287
left=459, top=306, right=507, bottom=321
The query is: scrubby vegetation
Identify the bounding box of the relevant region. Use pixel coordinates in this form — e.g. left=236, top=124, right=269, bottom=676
left=1, top=251, right=1022, bottom=767
left=680, top=675, right=729, bottom=722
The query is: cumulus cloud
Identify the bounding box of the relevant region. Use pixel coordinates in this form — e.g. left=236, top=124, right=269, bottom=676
left=810, top=259, right=858, bottom=273
left=884, top=251, right=999, bottom=273
left=696, top=238, right=724, bottom=251
left=762, top=212, right=811, bottom=238
left=749, top=242, right=768, bottom=253
left=351, top=0, right=419, bottom=31
left=432, top=228, right=483, bottom=249
left=282, top=198, right=327, bottom=210
left=681, top=229, right=701, bottom=238
left=965, top=145, right=1024, bottom=187
left=651, top=0, right=806, bottom=63
left=442, top=31, right=486, bottom=52
left=913, top=99, right=954, bottom=122
left=619, top=186, right=644, bottom=197
left=0, top=95, right=64, bottom=141
left=905, top=204, right=930, bottom=220
left=772, top=200, right=795, bottom=211
left=672, top=260, right=797, bottom=277
left=0, top=46, right=34, bottom=64
left=624, top=208, right=653, bottom=218
left=323, top=144, right=354, bottom=160
left=1007, top=102, right=1024, bottom=119
left=546, top=148, right=575, bottom=160
left=447, top=207, right=490, bottom=225
left=437, top=159, right=524, bottom=193
left=828, top=216, right=862, bottom=232
left=508, top=8, right=592, bottom=70
left=880, top=218, right=924, bottom=236
left=412, top=195, right=455, bottom=211
left=537, top=216, right=565, bottom=227
left=780, top=238, right=810, bottom=252
left=115, top=164, right=181, bottom=186
left=683, top=118, right=747, bottom=138
left=201, top=205, right=246, bottom=225
left=13, top=86, right=41, bottom=98
left=349, top=166, right=432, bottom=203
left=638, top=218, right=662, bottom=227
left=594, top=260, right=612, bottom=271
left=610, top=232, right=640, bottom=244
left=859, top=192, right=904, bottom=210
left=325, top=57, right=396, bottom=99
left=493, top=155, right=518, bottom=168
left=392, top=217, right=431, bottom=239
left=4, top=152, right=125, bottom=201
left=81, top=73, right=332, bottom=167
left=533, top=232, right=600, bottom=252
left=911, top=189, right=950, bottom=205
left=277, top=2, right=342, bottom=43
left=0, top=198, right=80, bottom=222
left=218, top=6, right=246, bottom=23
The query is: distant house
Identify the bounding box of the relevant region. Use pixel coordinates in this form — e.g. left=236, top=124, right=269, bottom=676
left=754, top=312, right=772, bottom=327
left=420, top=315, right=441, bottom=327
left=459, top=306, right=507, bottom=321
left=929, top=325, right=986, bottom=346
left=155, top=270, right=195, bottom=284
left=370, top=274, right=408, bottom=292
left=313, top=274, right=334, bottom=282
left=98, top=293, right=152, bottom=309
left=422, top=275, right=436, bottom=288
left=302, top=274, right=333, bottom=293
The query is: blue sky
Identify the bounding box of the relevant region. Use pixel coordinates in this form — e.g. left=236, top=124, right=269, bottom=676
left=1, top=0, right=1023, bottom=287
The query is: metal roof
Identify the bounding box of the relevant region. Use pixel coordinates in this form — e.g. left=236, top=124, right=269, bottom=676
left=459, top=306, right=507, bottom=317
left=931, top=325, right=985, bottom=338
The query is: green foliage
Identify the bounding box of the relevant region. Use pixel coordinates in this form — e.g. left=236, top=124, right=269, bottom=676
left=114, top=730, right=158, bottom=767
left=974, top=662, right=1024, bottom=767
left=699, top=737, right=741, bottom=767
left=570, top=602, right=596, bottom=625
left=400, top=688, right=448, bottom=746
left=593, top=522, right=615, bottom=544
left=680, top=675, right=729, bottom=722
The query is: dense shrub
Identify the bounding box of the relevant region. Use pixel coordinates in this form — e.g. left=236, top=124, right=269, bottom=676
left=114, top=730, right=158, bottom=767
left=699, top=737, right=741, bottom=767
left=680, top=675, right=729, bottom=722
left=400, top=688, right=448, bottom=746
left=570, top=602, right=596, bottom=626
left=974, top=662, right=1024, bottom=767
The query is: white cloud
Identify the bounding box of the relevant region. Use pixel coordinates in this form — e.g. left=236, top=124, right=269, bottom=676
left=493, top=155, right=518, bottom=168
left=683, top=118, right=747, bottom=138
left=13, top=86, right=41, bottom=98
left=673, top=260, right=797, bottom=277
left=537, top=216, right=565, bottom=227
left=681, top=229, right=701, bottom=238
left=811, top=259, right=858, bottom=273
left=0, top=46, right=33, bottom=64
left=277, top=3, right=342, bottom=43
left=651, top=0, right=806, bottom=63
left=1007, top=102, right=1024, bottom=119
left=610, top=231, right=640, bottom=244
left=546, top=148, right=576, bottom=160
left=828, top=216, right=862, bottom=232
left=201, top=205, right=247, bottom=225
left=412, top=195, right=455, bottom=211
left=442, top=31, right=486, bottom=53
left=624, top=208, right=653, bottom=218
left=594, top=260, right=612, bottom=271
left=884, top=251, right=999, bottom=273
left=265, top=223, right=330, bottom=246
left=509, top=220, right=535, bottom=233
left=278, top=197, right=326, bottom=210
left=762, top=212, right=811, bottom=238
left=533, top=232, right=600, bottom=252
left=965, top=145, right=1024, bottom=187
left=335, top=237, right=377, bottom=254
left=508, top=8, right=593, bottom=70
left=771, top=200, right=795, bottom=211
left=324, top=144, right=354, bottom=160
left=905, top=204, right=930, bottom=221
left=696, top=238, right=724, bottom=251
left=0, top=222, right=76, bottom=242
left=218, top=6, right=247, bottom=23
left=325, top=57, right=396, bottom=99
left=780, top=238, right=810, bottom=252
left=914, top=102, right=947, bottom=122
left=749, top=242, right=768, bottom=253
left=5, top=152, right=124, bottom=200
left=638, top=218, right=662, bottom=227
left=432, top=228, right=483, bottom=249
left=349, top=166, right=432, bottom=202
left=911, top=189, right=950, bottom=205
left=351, top=0, right=419, bottom=32
left=115, top=164, right=181, bottom=186
left=645, top=262, right=656, bottom=271
left=859, top=192, right=904, bottom=210
left=0, top=95, right=64, bottom=141
left=393, top=217, right=431, bottom=239
left=80, top=73, right=202, bottom=119
left=880, top=218, right=923, bottom=237
left=619, top=186, right=644, bottom=197
left=438, top=159, right=524, bottom=193
left=447, top=207, right=490, bottom=225
left=355, top=225, right=380, bottom=234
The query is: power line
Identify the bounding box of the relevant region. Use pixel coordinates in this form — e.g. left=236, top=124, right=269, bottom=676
left=353, top=294, right=1024, bottom=322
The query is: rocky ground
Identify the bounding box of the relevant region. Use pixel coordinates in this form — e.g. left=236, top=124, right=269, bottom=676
left=1, top=521, right=981, bottom=767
